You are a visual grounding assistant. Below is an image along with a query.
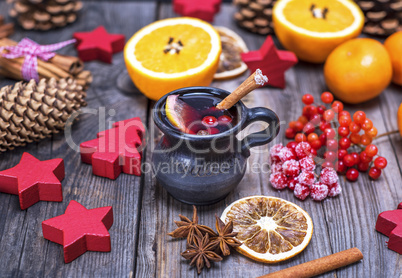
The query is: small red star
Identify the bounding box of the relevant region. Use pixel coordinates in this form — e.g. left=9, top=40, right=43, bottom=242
left=0, top=152, right=64, bottom=210
left=73, top=26, right=125, bottom=63
left=376, top=202, right=402, bottom=254
left=241, top=36, right=298, bottom=89
left=42, top=200, right=113, bottom=263
left=173, top=0, right=222, bottom=22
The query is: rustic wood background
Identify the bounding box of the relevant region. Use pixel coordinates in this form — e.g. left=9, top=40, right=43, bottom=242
left=0, top=1, right=401, bottom=277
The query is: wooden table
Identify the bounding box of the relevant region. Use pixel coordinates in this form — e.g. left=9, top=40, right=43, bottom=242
left=0, top=1, right=401, bottom=277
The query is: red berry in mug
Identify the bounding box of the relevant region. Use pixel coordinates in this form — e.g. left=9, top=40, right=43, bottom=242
left=218, top=115, right=232, bottom=124
left=202, top=116, right=218, bottom=127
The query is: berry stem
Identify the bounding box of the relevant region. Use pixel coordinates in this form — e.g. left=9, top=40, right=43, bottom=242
left=374, top=130, right=399, bottom=140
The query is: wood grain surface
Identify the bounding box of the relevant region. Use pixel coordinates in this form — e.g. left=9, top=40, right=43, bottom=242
left=0, top=1, right=401, bottom=278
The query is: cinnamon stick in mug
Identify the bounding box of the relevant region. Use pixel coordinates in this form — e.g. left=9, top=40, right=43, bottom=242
left=216, top=69, right=268, bottom=110
left=258, top=247, right=363, bottom=278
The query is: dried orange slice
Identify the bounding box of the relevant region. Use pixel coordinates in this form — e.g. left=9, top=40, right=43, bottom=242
left=214, top=26, right=248, bottom=80
left=221, top=196, right=313, bottom=263
left=124, top=17, right=221, bottom=100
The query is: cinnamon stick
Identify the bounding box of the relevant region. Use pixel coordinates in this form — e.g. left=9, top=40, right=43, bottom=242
left=216, top=69, right=268, bottom=110
left=258, top=247, right=363, bottom=278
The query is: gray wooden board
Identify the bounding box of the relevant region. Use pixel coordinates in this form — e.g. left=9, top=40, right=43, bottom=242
left=1, top=1, right=402, bottom=277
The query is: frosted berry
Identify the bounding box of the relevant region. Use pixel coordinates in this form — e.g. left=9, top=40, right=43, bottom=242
left=270, top=163, right=283, bottom=173
left=310, top=182, right=329, bottom=201
left=299, top=156, right=316, bottom=171
left=320, top=167, right=339, bottom=185
left=297, top=170, right=315, bottom=186
left=269, top=144, right=283, bottom=163
left=288, top=178, right=297, bottom=191
left=328, top=182, right=342, bottom=197
left=279, top=147, right=296, bottom=162
left=283, top=160, right=300, bottom=177
left=286, top=141, right=298, bottom=150
left=294, top=183, right=310, bottom=200
left=270, top=173, right=288, bottom=189
left=295, top=142, right=312, bottom=159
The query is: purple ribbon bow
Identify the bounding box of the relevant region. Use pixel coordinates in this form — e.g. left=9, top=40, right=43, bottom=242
left=0, top=38, right=76, bottom=82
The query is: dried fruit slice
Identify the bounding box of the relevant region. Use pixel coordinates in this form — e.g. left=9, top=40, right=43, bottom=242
left=165, top=95, right=201, bottom=134
left=221, top=196, right=313, bottom=263
left=213, top=26, right=248, bottom=80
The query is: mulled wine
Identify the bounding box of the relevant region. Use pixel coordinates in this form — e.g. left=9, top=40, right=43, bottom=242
left=164, top=92, right=239, bottom=135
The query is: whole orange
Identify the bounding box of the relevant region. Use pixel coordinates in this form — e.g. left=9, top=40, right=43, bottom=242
left=384, top=31, right=402, bottom=86
left=324, top=38, right=392, bottom=104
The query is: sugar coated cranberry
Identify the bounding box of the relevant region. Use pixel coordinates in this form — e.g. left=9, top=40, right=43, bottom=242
left=271, top=163, right=283, bottom=173
left=295, top=142, right=312, bottom=159
left=270, top=172, right=288, bottom=189
left=299, top=156, right=316, bottom=171
left=294, top=183, right=310, bottom=200
left=283, top=160, right=300, bottom=177
left=297, top=170, right=315, bottom=186
left=328, top=182, right=342, bottom=197
left=320, top=167, right=339, bottom=185
left=202, top=116, right=218, bottom=127
left=288, top=178, right=297, bottom=191
left=279, top=147, right=296, bottom=162
left=346, top=168, right=359, bottom=182
left=310, top=182, right=329, bottom=201
left=269, top=144, right=283, bottom=163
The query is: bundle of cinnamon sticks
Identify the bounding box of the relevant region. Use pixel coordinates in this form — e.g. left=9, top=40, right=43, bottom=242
left=0, top=16, right=14, bottom=39
left=0, top=38, right=92, bottom=88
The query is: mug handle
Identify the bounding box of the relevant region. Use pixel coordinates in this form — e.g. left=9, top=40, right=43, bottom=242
left=240, top=107, right=280, bottom=157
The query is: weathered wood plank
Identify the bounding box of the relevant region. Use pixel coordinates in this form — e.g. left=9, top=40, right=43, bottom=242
left=135, top=3, right=335, bottom=278
left=0, top=2, right=156, bottom=277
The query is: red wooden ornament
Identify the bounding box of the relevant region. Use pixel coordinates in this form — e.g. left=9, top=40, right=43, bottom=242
left=173, top=0, right=222, bottom=22
left=73, top=26, right=125, bottom=63
left=241, top=36, right=298, bottom=89
left=80, top=117, right=145, bottom=180
left=376, top=202, right=402, bottom=254
left=42, top=200, right=113, bottom=263
left=0, top=152, right=64, bottom=210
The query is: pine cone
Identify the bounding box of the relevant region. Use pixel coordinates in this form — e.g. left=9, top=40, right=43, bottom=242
left=233, top=0, right=277, bottom=35
left=355, top=0, right=402, bottom=36
left=0, top=78, right=87, bottom=152
left=8, top=0, right=82, bottom=31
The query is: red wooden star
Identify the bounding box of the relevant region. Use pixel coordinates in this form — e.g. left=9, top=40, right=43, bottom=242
left=73, top=26, right=125, bottom=63
left=42, top=200, right=113, bottom=263
left=173, top=0, right=222, bottom=22
left=376, top=202, right=402, bottom=254
left=241, top=36, right=298, bottom=89
left=80, top=117, right=145, bottom=180
left=0, top=153, right=64, bottom=210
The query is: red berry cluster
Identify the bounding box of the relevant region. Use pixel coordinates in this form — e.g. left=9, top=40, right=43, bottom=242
left=269, top=143, right=341, bottom=201
left=284, top=92, right=387, bottom=182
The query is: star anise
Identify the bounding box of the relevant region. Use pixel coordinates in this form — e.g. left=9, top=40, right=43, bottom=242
left=168, top=205, right=216, bottom=245
left=181, top=233, right=222, bottom=274
left=210, top=215, right=242, bottom=256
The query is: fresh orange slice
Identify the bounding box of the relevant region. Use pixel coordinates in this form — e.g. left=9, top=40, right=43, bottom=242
left=214, top=26, right=248, bottom=80
left=166, top=95, right=201, bottom=134
left=273, top=0, right=364, bottom=63
left=221, top=196, right=313, bottom=263
left=124, top=17, right=221, bottom=100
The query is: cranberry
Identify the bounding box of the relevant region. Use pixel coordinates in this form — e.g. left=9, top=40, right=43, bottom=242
left=343, top=154, right=356, bottom=167
left=324, top=128, right=336, bottom=139
left=326, top=139, right=338, bottom=151
left=324, top=151, right=337, bottom=162
left=310, top=139, right=322, bottom=150
left=338, top=137, right=351, bottom=150
left=269, top=144, right=283, bottom=163
left=374, top=156, right=387, bottom=169
left=279, top=147, right=296, bottom=162
left=202, top=116, right=218, bottom=127
left=322, top=161, right=334, bottom=168
left=218, top=115, right=232, bottom=124
left=346, top=168, right=359, bottom=182
left=299, top=156, right=316, bottom=171
left=288, top=178, right=297, bottom=191
left=369, top=167, right=382, bottom=180
left=336, top=160, right=347, bottom=174
left=285, top=128, right=296, bottom=139
left=297, top=170, right=315, bottom=186
left=302, top=94, right=314, bottom=105
left=337, top=149, right=348, bottom=160
left=321, top=92, right=334, bottom=103
left=357, top=162, right=370, bottom=172
left=338, top=126, right=350, bottom=137
left=303, top=123, right=315, bottom=134
left=286, top=141, right=298, bottom=150
left=328, top=182, right=342, bottom=197
left=295, top=142, right=312, bottom=159
left=359, top=151, right=373, bottom=163
left=317, top=105, right=326, bottom=115
left=365, top=144, right=378, bottom=157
